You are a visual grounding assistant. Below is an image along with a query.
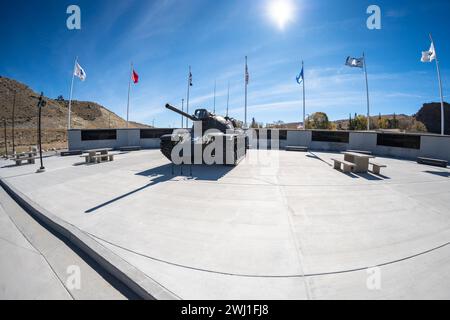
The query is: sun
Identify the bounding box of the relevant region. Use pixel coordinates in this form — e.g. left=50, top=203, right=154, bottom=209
left=267, top=0, right=295, bottom=30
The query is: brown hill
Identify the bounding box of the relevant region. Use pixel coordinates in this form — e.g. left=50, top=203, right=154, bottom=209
left=0, top=76, right=150, bottom=153
left=415, top=102, right=450, bottom=135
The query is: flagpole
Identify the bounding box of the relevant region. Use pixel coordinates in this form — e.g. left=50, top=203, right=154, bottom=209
left=186, top=66, right=191, bottom=129
left=226, top=81, right=230, bottom=117
left=429, top=34, right=445, bottom=135
left=363, top=52, right=370, bottom=131
left=244, top=56, right=248, bottom=128
left=181, top=98, right=185, bottom=128
left=126, top=62, right=133, bottom=129
left=68, top=57, right=77, bottom=130
left=302, top=60, right=306, bottom=129
left=213, top=80, right=217, bottom=114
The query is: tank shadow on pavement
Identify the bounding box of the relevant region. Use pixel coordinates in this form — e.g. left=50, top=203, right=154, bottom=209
left=85, top=164, right=235, bottom=213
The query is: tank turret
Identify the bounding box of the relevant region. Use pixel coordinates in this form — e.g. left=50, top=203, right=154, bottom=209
left=165, top=104, right=234, bottom=134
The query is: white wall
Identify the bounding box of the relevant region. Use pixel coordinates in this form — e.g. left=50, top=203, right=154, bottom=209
left=285, top=130, right=450, bottom=162
left=68, top=130, right=119, bottom=150
left=117, top=129, right=140, bottom=147
left=420, top=135, right=450, bottom=160
left=69, top=129, right=450, bottom=162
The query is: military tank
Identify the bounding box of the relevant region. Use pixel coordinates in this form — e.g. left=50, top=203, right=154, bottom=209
left=160, top=104, right=248, bottom=166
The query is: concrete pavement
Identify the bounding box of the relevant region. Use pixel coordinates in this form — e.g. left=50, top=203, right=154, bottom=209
left=0, top=192, right=71, bottom=299
left=1, top=149, right=449, bottom=299
left=0, top=185, right=133, bottom=300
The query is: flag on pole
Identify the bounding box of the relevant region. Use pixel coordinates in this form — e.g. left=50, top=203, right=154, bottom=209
left=132, top=69, right=139, bottom=84
left=74, top=62, right=86, bottom=81
left=345, top=56, right=364, bottom=68
left=421, top=42, right=436, bottom=62
left=189, top=71, right=193, bottom=86
left=345, top=54, right=371, bottom=130
left=421, top=34, right=445, bottom=135
left=296, top=67, right=304, bottom=84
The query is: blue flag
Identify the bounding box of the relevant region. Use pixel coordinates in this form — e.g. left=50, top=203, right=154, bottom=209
left=296, top=67, right=304, bottom=84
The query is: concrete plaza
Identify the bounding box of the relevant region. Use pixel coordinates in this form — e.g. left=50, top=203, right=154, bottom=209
left=1, top=149, right=449, bottom=299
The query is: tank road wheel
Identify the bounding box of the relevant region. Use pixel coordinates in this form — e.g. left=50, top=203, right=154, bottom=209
left=226, top=137, right=238, bottom=166
left=160, top=134, right=178, bottom=162
left=234, top=137, right=238, bottom=165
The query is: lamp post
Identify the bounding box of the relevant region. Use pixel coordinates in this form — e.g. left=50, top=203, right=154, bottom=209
left=12, top=91, right=16, bottom=155
left=36, top=92, right=46, bottom=173
left=2, top=118, right=7, bottom=158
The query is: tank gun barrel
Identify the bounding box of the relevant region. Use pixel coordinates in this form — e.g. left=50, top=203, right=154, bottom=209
left=165, top=104, right=198, bottom=121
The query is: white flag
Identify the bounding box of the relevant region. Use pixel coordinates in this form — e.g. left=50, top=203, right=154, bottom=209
left=74, top=62, right=86, bottom=81
left=421, top=43, right=436, bottom=63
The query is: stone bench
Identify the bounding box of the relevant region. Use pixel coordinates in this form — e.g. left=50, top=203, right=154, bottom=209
left=286, top=146, right=308, bottom=152
left=81, top=154, right=114, bottom=163
left=346, top=150, right=372, bottom=155
left=91, top=154, right=114, bottom=163
left=119, top=146, right=141, bottom=152
left=369, top=162, right=387, bottom=175
left=417, top=157, right=448, bottom=168
left=332, top=158, right=355, bottom=173
left=60, top=150, right=82, bottom=156
left=13, top=156, right=37, bottom=166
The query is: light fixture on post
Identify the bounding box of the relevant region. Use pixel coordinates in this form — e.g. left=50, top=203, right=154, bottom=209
left=36, top=92, right=46, bottom=173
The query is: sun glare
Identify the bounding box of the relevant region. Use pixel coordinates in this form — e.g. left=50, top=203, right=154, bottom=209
left=267, top=0, right=295, bottom=30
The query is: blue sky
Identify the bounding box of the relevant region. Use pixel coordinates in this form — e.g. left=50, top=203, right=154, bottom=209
left=1, top=0, right=449, bottom=127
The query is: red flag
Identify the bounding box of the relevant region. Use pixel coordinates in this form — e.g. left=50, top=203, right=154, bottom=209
left=132, top=69, right=139, bottom=84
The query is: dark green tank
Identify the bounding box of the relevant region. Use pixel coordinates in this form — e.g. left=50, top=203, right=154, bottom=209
left=160, top=104, right=248, bottom=165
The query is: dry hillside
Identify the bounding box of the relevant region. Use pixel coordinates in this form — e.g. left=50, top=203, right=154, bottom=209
left=0, top=76, right=150, bottom=153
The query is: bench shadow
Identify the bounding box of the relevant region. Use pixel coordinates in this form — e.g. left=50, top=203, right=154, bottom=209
left=370, top=172, right=391, bottom=179
left=1, top=163, right=37, bottom=169
left=423, top=170, right=450, bottom=178
left=336, top=171, right=390, bottom=180
left=1, top=164, right=21, bottom=169
left=73, top=161, right=105, bottom=167
left=85, top=163, right=235, bottom=214
left=341, top=171, right=359, bottom=179
left=73, top=161, right=89, bottom=166
left=354, top=172, right=387, bottom=181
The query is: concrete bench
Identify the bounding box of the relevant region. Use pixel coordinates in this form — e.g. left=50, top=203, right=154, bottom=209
left=332, top=158, right=355, bottom=173
left=286, top=146, right=308, bottom=152
left=119, top=146, right=141, bottom=152
left=80, top=155, right=92, bottom=163
left=13, top=156, right=37, bottom=166
left=61, top=150, right=82, bottom=156
left=346, top=150, right=372, bottom=155
left=370, top=162, right=387, bottom=175
left=81, top=154, right=114, bottom=163
left=417, top=157, right=448, bottom=168
left=91, top=154, right=114, bottom=163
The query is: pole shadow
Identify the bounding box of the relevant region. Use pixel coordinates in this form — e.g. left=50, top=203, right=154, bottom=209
left=306, top=152, right=333, bottom=166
